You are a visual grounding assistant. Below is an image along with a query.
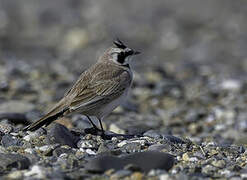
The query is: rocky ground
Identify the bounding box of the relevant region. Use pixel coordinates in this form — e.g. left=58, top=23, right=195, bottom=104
left=1, top=0, right=247, bottom=179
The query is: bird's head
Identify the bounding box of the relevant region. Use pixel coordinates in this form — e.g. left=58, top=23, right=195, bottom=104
left=101, top=39, right=140, bottom=65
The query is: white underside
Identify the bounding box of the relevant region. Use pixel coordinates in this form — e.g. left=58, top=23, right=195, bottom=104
left=99, top=87, right=129, bottom=119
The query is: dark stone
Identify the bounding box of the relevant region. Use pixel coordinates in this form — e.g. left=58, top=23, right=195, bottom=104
left=148, top=144, right=172, bottom=152
left=85, top=151, right=174, bottom=173
left=0, top=81, right=9, bottom=92
left=1, top=134, right=23, bottom=147
left=143, top=130, right=162, bottom=139
left=239, top=146, right=245, bottom=153
left=162, top=135, right=185, bottom=144
left=0, top=153, right=30, bottom=170
left=47, top=123, right=80, bottom=148
left=0, top=113, right=29, bottom=125
left=125, top=125, right=150, bottom=135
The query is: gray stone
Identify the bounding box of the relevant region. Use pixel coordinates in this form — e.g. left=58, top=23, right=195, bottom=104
left=0, top=153, right=30, bottom=170
left=148, top=144, right=172, bottom=152
left=162, top=135, right=185, bottom=144
left=144, top=130, right=162, bottom=139
left=47, top=123, right=80, bottom=148
left=1, top=134, right=23, bottom=147
left=0, top=123, right=13, bottom=134
left=85, top=151, right=174, bottom=173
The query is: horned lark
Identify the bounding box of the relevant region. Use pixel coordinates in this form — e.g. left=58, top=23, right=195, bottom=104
left=24, top=39, right=140, bottom=135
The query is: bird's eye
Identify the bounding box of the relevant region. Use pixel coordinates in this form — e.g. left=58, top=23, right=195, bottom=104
left=117, top=52, right=125, bottom=64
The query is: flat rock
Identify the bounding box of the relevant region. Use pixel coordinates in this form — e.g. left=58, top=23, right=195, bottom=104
left=47, top=123, right=80, bottom=148
left=85, top=151, right=174, bottom=173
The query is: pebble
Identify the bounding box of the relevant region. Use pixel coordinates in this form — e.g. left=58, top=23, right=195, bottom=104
left=85, top=149, right=96, bottom=155
left=182, top=153, right=190, bottom=161
left=23, top=128, right=46, bottom=142
left=202, top=165, right=217, bottom=175
left=130, top=172, right=144, bottom=180
left=117, top=140, right=128, bottom=148
left=6, top=171, right=24, bottom=179
left=24, top=165, right=45, bottom=179
left=1, top=134, right=23, bottom=147
left=0, top=153, right=30, bottom=170
left=85, top=151, right=174, bottom=173
left=24, top=148, right=36, bottom=154
left=162, top=135, right=185, bottom=144
left=0, top=123, right=13, bottom=134
left=37, top=145, right=52, bottom=152
left=47, top=123, right=79, bottom=148
left=148, top=144, right=172, bottom=152
left=220, top=79, right=242, bottom=91
left=159, top=174, right=171, bottom=180
left=143, top=130, right=162, bottom=139
left=211, top=160, right=226, bottom=168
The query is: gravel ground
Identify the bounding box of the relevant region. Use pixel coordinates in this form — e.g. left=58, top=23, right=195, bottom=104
left=1, top=0, right=247, bottom=179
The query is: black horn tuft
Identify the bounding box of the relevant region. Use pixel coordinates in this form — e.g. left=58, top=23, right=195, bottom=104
left=113, top=38, right=127, bottom=49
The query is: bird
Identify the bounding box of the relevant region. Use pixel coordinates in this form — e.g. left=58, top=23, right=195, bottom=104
left=23, top=39, right=140, bottom=136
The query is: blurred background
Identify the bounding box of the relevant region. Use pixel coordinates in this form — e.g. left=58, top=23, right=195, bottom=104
left=1, top=0, right=247, bottom=144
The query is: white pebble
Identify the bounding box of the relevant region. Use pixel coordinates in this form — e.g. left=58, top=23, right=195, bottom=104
left=117, top=140, right=127, bottom=147
left=23, top=135, right=31, bottom=142
left=85, top=149, right=96, bottom=155
left=37, top=145, right=50, bottom=152
left=220, top=79, right=241, bottom=91
left=24, top=148, right=35, bottom=154
left=24, top=165, right=45, bottom=179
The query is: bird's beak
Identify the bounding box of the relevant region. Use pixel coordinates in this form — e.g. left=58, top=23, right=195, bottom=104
left=124, top=48, right=141, bottom=56
left=133, top=50, right=141, bottom=55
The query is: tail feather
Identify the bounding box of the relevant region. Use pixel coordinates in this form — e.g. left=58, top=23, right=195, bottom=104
left=23, top=107, right=69, bottom=131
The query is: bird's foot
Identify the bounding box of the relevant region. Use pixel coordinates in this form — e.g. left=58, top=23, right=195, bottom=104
left=84, top=127, right=142, bottom=140
left=84, top=127, right=101, bottom=135
left=101, top=132, right=112, bottom=140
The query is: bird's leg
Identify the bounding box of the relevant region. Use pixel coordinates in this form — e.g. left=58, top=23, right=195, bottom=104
left=97, top=118, right=112, bottom=139
left=98, top=118, right=104, bottom=133
left=85, top=115, right=100, bottom=131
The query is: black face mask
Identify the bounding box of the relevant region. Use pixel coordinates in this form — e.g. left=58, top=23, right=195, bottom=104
left=117, top=52, right=126, bottom=64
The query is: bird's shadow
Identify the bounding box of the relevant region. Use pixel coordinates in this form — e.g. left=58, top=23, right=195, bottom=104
left=84, top=127, right=142, bottom=140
